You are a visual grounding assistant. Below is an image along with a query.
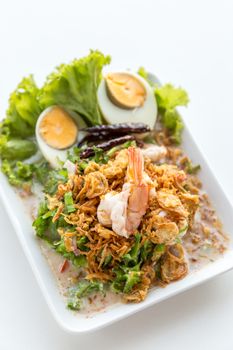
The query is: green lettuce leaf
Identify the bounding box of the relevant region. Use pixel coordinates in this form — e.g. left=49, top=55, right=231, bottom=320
left=1, top=159, right=32, bottom=188
left=155, top=84, right=189, bottom=110
left=0, top=75, right=41, bottom=187
left=1, top=158, right=49, bottom=189
left=138, top=66, right=189, bottom=144
left=39, top=50, right=111, bottom=126
left=138, top=66, right=149, bottom=81
left=137, top=66, right=155, bottom=86
left=0, top=137, right=37, bottom=160
left=155, top=84, right=189, bottom=144
left=2, top=75, right=42, bottom=137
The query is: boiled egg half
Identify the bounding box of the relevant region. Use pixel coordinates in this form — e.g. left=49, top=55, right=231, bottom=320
left=97, top=72, right=157, bottom=129
left=36, top=106, right=84, bottom=168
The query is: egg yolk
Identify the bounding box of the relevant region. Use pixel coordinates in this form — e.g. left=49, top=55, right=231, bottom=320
left=39, top=106, right=78, bottom=149
left=105, top=73, right=146, bottom=109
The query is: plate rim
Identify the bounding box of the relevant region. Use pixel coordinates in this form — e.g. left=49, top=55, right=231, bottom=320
left=0, top=92, right=233, bottom=333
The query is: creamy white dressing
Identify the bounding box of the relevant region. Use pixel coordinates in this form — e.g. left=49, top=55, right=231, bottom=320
left=39, top=240, right=121, bottom=315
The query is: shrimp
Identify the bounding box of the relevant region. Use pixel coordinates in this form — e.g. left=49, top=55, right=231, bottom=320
left=97, top=147, right=151, bottom=237
left=97, top=186, right=130, bottom=238
left=125, top=147, right=149, bottom=233
left=141, top=144, right=167, bottom=162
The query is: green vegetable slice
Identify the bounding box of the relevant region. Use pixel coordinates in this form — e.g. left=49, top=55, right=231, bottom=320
left=55, top=239, right=87, bottom=267
left=67, top=280, right=104, bottom=310
left=155, top=243, right=165, bottom=252
left=77, top=236, right=89, bottom=252
left=44, top=168, right=68, bottom=195
left=141, top=240, right=154, bottom=261
left=64, top=191, right=76, bottom=213
left=122, top=233, right=141, bottom=266
left=112, top=263, right=141, bottom=294
left=184, top=160, right=201, bottom=174
left=123, top=271, right=141, bottom=294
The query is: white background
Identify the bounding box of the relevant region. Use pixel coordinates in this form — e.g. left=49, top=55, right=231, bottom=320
left=0, top=0, right=233, bottom=349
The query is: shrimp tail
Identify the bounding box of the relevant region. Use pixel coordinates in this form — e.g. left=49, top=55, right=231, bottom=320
left=126, top=147, right=149, bottom=234
left=127, top=147, right=143, bottom=185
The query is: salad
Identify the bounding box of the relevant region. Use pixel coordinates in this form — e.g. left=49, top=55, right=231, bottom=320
left=0, top=51, right=228, bottom=312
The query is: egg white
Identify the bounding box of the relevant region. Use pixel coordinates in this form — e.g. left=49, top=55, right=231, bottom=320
left=97, top=71, right=158, bottom=129
left=36, top=106, right=85, bottom=168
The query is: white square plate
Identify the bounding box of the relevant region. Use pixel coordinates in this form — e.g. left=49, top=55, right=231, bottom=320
left=0, top=92, right=233, bottom=334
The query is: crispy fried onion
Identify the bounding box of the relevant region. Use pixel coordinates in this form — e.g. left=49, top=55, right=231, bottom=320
left=45, top=147, right=200, bottom=303
left=77, top=171, right=108, bottom=199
